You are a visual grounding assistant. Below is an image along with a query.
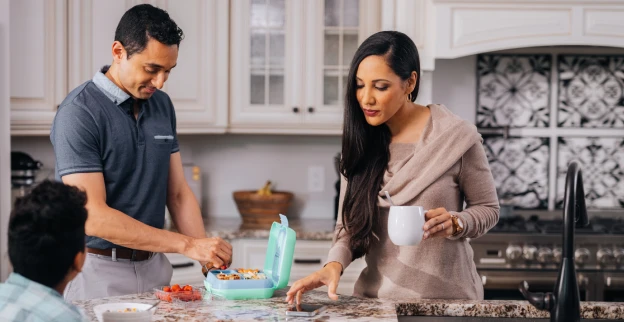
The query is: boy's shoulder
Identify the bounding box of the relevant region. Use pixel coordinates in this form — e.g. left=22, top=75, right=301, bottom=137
left=0, top=280, right=85, bottom=322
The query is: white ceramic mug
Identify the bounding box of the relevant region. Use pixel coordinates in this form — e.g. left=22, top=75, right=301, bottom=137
left=387, top=206, right=426, bottom=246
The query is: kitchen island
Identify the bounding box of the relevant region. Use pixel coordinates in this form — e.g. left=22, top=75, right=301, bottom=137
left=73, top=288, right=624, bottom=322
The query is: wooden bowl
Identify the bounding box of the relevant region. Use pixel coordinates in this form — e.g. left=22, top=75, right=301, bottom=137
left=232, top=190, right=294, bottom=225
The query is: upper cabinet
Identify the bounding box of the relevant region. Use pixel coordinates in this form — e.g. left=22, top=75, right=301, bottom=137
left=380, top=0, right=435, bottom=71
left=433, top=0, right=624, bottom=59
left=9, top=0, right=228, bottom=135
left=67, top=0, right=228, bottom=134
left=10, top=0, right=67, bottom=135
left=229, top=0, right=380, bottom=135
left=12, top=0, right=624, bottom=136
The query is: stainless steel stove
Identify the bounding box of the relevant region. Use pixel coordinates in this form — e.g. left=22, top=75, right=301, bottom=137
left=471, top=215, right=624, bottom=301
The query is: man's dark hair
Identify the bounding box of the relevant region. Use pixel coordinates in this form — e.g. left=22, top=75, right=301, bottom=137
left=114, top=4, right=184, bottom=58
left=8, top=180, right=88, bottom=288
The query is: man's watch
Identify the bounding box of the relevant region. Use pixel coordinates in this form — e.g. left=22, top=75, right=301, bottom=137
left=451, top=214, right=464, bottom=237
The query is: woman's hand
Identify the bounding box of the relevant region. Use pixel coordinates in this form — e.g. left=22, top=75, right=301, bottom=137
left=285, top=262, right=343, bottom=305
left=423, top=207, right=454, bottom=240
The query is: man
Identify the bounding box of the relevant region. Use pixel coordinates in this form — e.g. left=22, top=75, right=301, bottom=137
left=50, top=4, right=232, bottom=301
left=0, top=180, right=89, bottom=322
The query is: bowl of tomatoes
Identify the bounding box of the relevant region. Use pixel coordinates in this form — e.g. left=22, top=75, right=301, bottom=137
left=154, top=284, right=205, bottom=308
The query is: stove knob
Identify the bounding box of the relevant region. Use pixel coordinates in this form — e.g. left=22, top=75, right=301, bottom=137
left=597, top=248, right=615, bottom=266
left=614, top=248, right=624, bottom=266
left=537, top=247, right=553, bottom=264
left=553, top=247, right=562, bottom=264
left=523, top=245, right=538, bottom=261
left=506, top=245, right=523, bottom=261
left=575, top=248, right=590, bottom=266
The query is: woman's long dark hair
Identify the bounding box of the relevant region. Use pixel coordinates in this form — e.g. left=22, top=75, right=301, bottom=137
left=341, top=31, right=421, bottom=260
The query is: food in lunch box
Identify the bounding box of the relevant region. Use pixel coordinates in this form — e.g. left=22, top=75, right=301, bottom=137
left=234, top=269, right=267, bottom=280
left=155, top=284, right=202, bottom=302
left=216, top=273, right=241, bottom=280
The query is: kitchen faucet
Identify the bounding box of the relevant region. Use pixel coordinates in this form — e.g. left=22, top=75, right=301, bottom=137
left=519, top=161, right=589, bottom=322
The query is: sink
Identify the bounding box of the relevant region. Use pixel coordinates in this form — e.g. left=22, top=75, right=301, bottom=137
left=398, top=317, right=621, bottom=322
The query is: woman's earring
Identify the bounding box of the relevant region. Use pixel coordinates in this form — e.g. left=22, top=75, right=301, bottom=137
left=407, top=93, right=413, bottom=102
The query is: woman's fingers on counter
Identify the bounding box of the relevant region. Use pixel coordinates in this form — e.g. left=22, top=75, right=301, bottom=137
left=327, top=279, right=339, bottom=300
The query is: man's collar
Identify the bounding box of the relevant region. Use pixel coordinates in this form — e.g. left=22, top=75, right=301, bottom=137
left=92, top=65, right=132, bottom=106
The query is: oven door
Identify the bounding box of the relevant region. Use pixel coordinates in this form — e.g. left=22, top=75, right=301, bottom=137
left=478, top=270, right=593, bottom=301
left=601, top=273, right=624, bottom=302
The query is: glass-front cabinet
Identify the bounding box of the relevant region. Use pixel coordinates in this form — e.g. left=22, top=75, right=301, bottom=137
left=230, top=0, right=380, bottom=134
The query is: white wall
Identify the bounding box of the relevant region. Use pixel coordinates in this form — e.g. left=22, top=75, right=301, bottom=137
left=1, top=0, right=11, bottom=282
left=432, top=55, right=477, bottom=123
left=11, top=134, right=342, bottom=220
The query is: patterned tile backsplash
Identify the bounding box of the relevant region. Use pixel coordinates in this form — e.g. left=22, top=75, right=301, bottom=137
left=477, top=53, right=624, bottom=210
left=558, top=55, right=624, bottom=128
left=557, top=137, right=624, bottom=208
left=483, top=137, right=550, bottom=209
left=477, top=54, right=551, bottom=127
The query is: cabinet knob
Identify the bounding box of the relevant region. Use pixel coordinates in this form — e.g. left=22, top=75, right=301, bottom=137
left=308, top=106, right=315, bottom=113
left=292, top=107, right=299, bottom=113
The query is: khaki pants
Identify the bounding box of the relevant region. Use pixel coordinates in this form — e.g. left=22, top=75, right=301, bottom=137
left=64, top=252, right=173, bottom=301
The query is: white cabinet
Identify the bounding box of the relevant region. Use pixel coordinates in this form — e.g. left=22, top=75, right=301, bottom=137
left=67, top=0, right=228, bottom=134
left=233, top=239, right=366, bottom=296
left=229, top=0, right=380, bottom=135
left=10, top=0, right=67, bottom=135
left=164, top=253, right=205, bottom=286
left=433, top=0, right=624, bottom=59
left=380, top=0, right=435, bottom=71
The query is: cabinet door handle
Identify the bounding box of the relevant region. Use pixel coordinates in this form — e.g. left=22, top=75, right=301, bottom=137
left=294, top=259, right=322, bottom=264
left=308, top=106, right=315, bottom=113
left=293, top=107, right=299, bottom=113
left=171, top=262, right=194, bottom=269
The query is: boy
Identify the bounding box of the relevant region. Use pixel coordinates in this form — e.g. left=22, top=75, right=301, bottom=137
left=0, top=180, right=88, bottom=321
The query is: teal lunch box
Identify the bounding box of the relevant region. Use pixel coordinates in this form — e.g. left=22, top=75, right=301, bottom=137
left=204, top=214, right=296, bottom=300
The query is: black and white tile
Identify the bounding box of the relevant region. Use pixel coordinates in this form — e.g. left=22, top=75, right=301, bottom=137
left=557, top=137, right=624, bottom=208
left=483, top=137, right=550, bottom=209
left=558, top=55, right=624, bottom=128
left=477, top=54, right=551, bottom=128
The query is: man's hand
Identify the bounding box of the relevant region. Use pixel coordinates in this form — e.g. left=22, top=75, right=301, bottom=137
left=183, top=237, right=233, bottom=268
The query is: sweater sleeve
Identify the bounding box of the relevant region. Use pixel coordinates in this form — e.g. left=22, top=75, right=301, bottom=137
left=324, top=174, right=354, bottom=272
left=448, top=142, right=500, bottom=240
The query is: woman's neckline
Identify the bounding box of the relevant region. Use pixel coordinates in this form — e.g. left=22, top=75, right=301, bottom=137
left=389, top=104, right=434, bottom=146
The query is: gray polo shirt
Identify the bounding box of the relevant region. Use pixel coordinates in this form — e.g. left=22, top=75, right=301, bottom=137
left=50, top=66, right=179, bottom=249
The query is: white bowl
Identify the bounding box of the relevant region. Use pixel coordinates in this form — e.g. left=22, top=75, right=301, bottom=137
left=93, top=303, right=154, bottom=322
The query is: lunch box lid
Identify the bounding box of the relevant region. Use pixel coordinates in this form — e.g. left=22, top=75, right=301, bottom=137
left=264, top=214, right=296, bottom=289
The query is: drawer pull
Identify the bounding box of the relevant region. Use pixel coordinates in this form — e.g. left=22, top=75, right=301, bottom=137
left=294, top=259, right=322, bottom=264
left=171, top=262, right=194, bottom=269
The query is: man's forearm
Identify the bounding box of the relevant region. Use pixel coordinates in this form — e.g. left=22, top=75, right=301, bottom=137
left=168, top=187, right=207, bottom=239
left=86, top=204, right=192, bottom=254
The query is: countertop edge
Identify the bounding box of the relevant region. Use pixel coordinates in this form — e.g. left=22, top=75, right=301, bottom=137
left=395, top=301, right=624, bottom=319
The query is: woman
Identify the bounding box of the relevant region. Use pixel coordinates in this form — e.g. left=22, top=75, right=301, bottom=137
left=286, top=31, right=499, bottom=303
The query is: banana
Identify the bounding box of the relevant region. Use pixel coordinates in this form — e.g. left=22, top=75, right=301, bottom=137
left=256, top=180, right=272, bottom=196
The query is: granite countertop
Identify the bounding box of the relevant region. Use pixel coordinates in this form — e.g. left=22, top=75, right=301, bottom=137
left=396, top=300, right=624, bottom=320
left=74, top=287, right=624, bottom=322
left=171, top=217, right=337, bottom=240
left=74, top=288, right=397, bottom=322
